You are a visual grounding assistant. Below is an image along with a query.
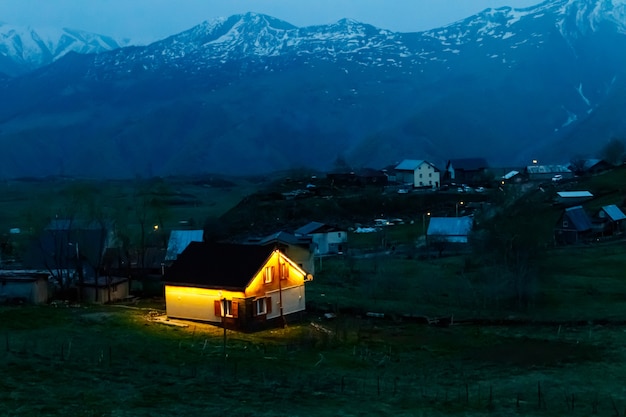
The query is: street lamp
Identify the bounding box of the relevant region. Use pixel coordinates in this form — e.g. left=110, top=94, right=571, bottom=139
left=456, top=201, right=464, bottom=217
left=422, top=212, right=431, bottom=236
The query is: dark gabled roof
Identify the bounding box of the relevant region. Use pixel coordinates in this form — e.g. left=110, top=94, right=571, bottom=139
left=564, top=206, right=592, bottom=231
left=448, top=158, right=489, bottom=171
left=257, top=231, right=311, bottom=246
left=294, top=221, right=343, bottom=235
left=164, top=242, right=274, bottom=289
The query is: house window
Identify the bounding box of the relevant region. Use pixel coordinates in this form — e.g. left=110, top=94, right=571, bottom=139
left=419, top=173, right=423, bottom=178
left=563, top=220, right=569, bottom=228
left=264, top=266, right=274, bottom=283
left=214, top=299, right=238, bottom=318
left=223, top=299, right=233, bottom=317
left=281, top=263, right=289, bottom=280
left=429, top=173, right=432, bottom=177
left=255, top=298, right=267, bottom=315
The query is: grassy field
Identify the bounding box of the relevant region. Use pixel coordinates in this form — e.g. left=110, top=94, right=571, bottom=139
left=3, top=298, right=626, bottom=416
left=2, top=239, right=626, bottom=416
left=1, top=167, right=626, bottom=415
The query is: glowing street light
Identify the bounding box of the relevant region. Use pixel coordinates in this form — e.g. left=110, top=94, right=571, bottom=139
left=456, top=201, right=464, bottom=217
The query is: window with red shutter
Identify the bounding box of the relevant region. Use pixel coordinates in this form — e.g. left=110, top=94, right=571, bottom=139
left=265, top=297, right=272, bottom=314
left=214, top=300, right=221, bottom=317
left=232, top=301, right=238, bottom=318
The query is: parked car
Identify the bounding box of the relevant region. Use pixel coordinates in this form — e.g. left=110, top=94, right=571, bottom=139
left=552, top=174, right=563, bottom=182
left=475, top=186, right=485, bottom=193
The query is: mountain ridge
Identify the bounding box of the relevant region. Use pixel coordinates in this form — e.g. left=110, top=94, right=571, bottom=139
left=0, top=0, right=625, bottom=178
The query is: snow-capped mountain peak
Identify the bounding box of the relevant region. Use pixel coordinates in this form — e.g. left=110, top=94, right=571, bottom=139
left=0, top=23, right=128, bottom=76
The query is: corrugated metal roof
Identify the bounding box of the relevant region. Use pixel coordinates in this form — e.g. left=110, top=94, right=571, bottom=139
left=165, top=230, right=204, bottom=261
left=427, top=217, right=473, bottom=243
left=564, top=206, right=592, bottom=231
left=557, top=191, right=593, bottom=198
left=602, top=205, right=626, bottom=222
left=526, top=165, right=571, bottom=174
left=502, top=170, right=519, bottom=179
left=395, top=159, right=425, bottom=171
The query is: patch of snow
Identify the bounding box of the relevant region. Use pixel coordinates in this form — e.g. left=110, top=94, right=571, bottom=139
left=576, top=83, right=591, bottom=107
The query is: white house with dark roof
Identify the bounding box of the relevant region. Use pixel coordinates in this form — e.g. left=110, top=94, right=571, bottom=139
left=294, top=221, right=347, bottom=255
left=394, top=159, right=440, bottom=188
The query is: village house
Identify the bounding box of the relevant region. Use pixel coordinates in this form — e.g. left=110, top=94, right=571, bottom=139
left=554, top=205, right=593, bottom=244
left=164, top=242, right=312, bottom=331
left=394, top=159, right=440, bottom=189
left=23, top=218, right=119, bottom=301
left=243, top=231, right=315, bottom=275
left=569, top=158, right=613, bottom=176
left=294, top=221, right=347, bottom=255
left=595, top=204, right=626, bottom=236
left=444, top=158, right=489, bottom=184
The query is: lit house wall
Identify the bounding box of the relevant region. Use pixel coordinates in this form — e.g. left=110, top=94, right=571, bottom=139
left=165, top=250, right=311, bottom=327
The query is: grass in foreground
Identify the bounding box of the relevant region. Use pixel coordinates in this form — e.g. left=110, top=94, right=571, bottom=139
left=1, top=304, right=626, bottom=416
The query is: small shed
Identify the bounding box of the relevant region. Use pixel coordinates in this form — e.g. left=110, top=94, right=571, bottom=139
left=501, top=170, right=522, bottom=184
left=82, top=276, right=130, bottom=304
left=0, top=271, right=50, bottom=304
left=556, top=191, right=593, bottom=206
left=427, top=217, right=473, bottom=244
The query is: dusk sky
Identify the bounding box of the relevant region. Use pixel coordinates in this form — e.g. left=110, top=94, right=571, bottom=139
left=0, top=0, right=544, bottom=43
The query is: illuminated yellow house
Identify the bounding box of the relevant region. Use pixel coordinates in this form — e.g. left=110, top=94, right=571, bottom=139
left=164, top=242, right=312, bottom=331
